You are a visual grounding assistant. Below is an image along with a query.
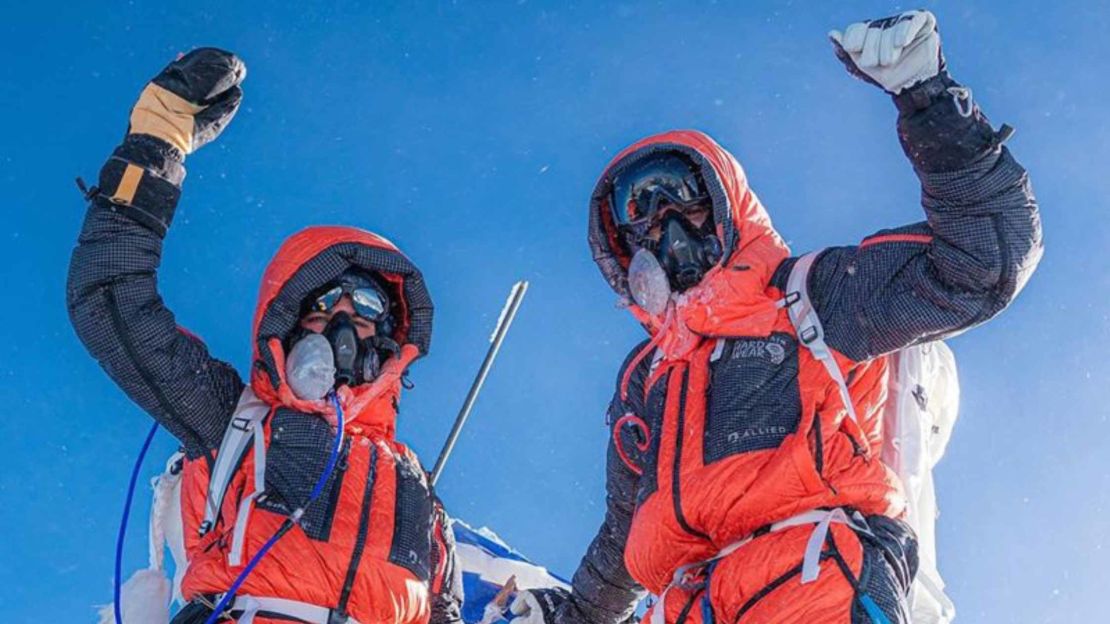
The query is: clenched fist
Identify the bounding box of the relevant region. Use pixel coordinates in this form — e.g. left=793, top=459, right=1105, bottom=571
left=829, top=10, right=943, bottom=95
left=128, top=47, right=246, bottom=155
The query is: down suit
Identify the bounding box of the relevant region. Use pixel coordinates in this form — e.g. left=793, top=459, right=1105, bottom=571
left=67, top=109, right=462, bottom=624
left=558, top=73, right=1043, bottom=623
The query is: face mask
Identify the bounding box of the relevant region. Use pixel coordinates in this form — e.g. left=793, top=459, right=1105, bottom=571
left=628, top=248, right=672, bottom=316
left=284, top=312, right=401, bottom=400
left=654, top=211, right=722, bottom=291
left=324, top=312, right=362, bottom=387
left=285, top=333, right=337, bottom=401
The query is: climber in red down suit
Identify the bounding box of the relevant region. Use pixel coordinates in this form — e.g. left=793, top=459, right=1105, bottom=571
left=67, top=49, right=463, bottom=624
left=510, top=10, right=1042, bottom=624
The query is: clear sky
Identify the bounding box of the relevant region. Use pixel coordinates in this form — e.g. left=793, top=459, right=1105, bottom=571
left=1, top=1, right=1106, bottom=622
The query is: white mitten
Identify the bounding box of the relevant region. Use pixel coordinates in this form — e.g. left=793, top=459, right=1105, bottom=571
left=508, top=588, right=568, bottom=624
left=829, top=10, right=942, bottom=94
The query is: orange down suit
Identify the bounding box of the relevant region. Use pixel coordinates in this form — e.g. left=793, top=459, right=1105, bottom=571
left=564, top=112, right=1041, bottom=622
left=69, top=174, right=462, bottom=623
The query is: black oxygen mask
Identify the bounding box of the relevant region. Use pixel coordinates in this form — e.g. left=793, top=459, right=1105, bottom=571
left=323, top=312, right=360, bottom=387
left=655, top=211, right=722, bottom=291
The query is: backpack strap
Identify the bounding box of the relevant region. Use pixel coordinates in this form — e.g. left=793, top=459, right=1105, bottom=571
left=785, top=251, right=859, bottom=424
left=199, top=387, right=270, bottom=566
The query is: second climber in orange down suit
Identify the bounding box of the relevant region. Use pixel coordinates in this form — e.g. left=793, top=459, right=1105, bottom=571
left=509, top=10, right=1042, bottom=624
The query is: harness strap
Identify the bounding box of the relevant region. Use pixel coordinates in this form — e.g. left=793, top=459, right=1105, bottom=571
left=201, top=388, right=270, bottom=537
left=228, top=418, right=268, bottom=566
left=785, top=251, right=859, bottom=424
left=218, top=594, right=363, bottom=624
left=779, top=508, right=871, bottom=583
left=650, top=508, right=870, bottom=624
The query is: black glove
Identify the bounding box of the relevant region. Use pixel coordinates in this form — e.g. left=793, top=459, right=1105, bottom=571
left=128, top=47, right=246, bottom=155
left=95, top=48, right=245, bottom=237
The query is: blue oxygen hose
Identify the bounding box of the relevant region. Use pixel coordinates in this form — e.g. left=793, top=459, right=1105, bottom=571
left=202, top=392, right=346, bottom=624
left=114, top=421, right=161, bottom=624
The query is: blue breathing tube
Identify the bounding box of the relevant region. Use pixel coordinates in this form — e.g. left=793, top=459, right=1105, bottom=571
left=114, top=421, right=161, bottom=624
left=111, top=394, right=347, bottom=624
left=202, top=392, right=346, bottom=624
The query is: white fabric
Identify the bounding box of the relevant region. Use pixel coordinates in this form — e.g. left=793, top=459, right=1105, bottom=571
left=97, top=569, right=171, bottom=624
left=97, top=453, right=186, bottom=623
left=786, top=250, right=958, bottom=624
left=829, top=10, right=942, bottom=94
left=163, top=463, right=188, bottom=606
left=152, top=452, right=188, bottom=606
left=455, top=541, right=569, bottom=592
left=881, top=344, right=959, bottom=623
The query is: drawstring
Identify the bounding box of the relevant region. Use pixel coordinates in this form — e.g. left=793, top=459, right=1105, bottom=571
left=76, top=176, right=99, bottom=201
left=619, top=318, right=669, bottom=404
left=203, top=392, right=347, bottom=624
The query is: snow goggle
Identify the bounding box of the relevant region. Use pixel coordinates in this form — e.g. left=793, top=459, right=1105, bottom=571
left=610, top=152, right=709, bottom=231
left=309, top=274, right=390, bottom=322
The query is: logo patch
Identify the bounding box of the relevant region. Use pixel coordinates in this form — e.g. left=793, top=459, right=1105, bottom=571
left=704, top=332, right=801, bottom=463
left=730, top=335, right=789, bottom=365
left=727, top=425, right=789, bottom=444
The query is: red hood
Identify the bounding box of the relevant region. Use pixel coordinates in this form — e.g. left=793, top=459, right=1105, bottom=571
left=588, top=130, right=791, bottom=357
left=250, top=226, right=434, bottom=436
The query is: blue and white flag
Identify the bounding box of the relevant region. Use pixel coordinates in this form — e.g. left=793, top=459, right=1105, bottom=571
left=452, top=520, right=569, bottom=624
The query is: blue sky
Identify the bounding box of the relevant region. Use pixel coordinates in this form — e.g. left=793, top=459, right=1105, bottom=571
left=1, top=1, right=1107, bottom=622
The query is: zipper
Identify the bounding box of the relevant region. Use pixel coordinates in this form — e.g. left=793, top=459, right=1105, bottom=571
left=319, top=438, right=352, bottom=539
left=671, top=368, right=711, bottom=541
left=732, top=554, right=832, bottom=623
left=810, top=411, right=825, bottom=475
left=105, top=288, right=211, bottom=467
left=337, top=445, right=377, bottom=615
left=810, top=413, right=840, bottom=494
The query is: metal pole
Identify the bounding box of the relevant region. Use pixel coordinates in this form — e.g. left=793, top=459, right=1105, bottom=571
left=430, top=280, right=529, bottom=486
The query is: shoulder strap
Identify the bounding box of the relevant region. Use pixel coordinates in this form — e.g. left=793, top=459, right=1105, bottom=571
left=785, top=251, right=859, bottom=424
left=199, top=387, right=269, bottom=539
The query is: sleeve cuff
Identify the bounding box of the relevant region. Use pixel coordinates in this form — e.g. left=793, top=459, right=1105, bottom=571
left=95, top=134, right=185, bottom=237
left=893, top=73, right=1009, bottom=174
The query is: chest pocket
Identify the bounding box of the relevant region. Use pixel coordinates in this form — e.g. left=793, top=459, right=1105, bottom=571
left=260, top=408, right=348, bottom=541
left=388, top=449, right=433, bottom=580
left=703, top=332, right=802, bottom=463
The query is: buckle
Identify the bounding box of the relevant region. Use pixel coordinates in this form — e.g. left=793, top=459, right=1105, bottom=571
left=800, top=326, right=820, bottom=345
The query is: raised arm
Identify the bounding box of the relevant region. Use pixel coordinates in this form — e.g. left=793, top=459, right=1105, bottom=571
left=784, top=11, right=1043, bottom=361
left=66, top=49, right=248, bottom=457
